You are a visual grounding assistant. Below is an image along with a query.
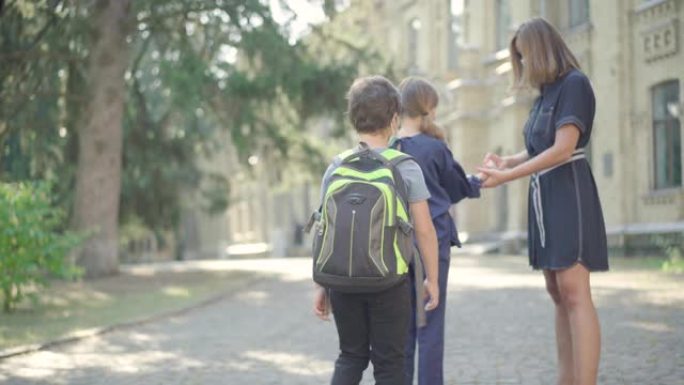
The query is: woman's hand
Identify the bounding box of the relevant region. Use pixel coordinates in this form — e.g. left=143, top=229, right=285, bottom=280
left=483, top=153, right=507, bottom=169
left=313, top=285, right=330, bottom=321
left=477, top=167, right=513, bottom=188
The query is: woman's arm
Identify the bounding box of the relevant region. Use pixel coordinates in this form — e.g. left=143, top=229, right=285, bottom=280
left=410, top=200, right=440, bottom=311
left=504, top=150, right=531, bottom=168
left=479, top=125, right=580, bottom=187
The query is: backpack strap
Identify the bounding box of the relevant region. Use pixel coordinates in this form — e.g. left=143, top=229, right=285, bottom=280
left=337, top=144, right=411, bottom=202
left=389, top=135, right=402, bottom=151
left=332, top=145, right=415, bottom=215
left=305, top=149, right=352, bottom=234
left=381, top=148, right=413, bottom=205
left=306, top=145, right=372, bottom=234
left=339, top=142, right=390, bottom=166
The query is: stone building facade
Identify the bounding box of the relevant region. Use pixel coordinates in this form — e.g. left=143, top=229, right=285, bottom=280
left=355, top=0, right=683, bottom=253
left=200, top=0, right=682, bottom=258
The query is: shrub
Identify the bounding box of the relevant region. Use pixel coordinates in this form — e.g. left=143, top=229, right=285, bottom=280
left=0, top=182, right=83, bottom=312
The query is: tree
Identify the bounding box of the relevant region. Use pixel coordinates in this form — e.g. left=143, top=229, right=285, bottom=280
left=71, top=0, right=131, bottom=277
left=0, top=0, right=383, bottom=277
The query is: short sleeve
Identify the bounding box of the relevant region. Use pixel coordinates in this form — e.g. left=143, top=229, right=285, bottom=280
left=554, top=74, right=595, bottom=134
left=397, top=159, right=431, bottom=203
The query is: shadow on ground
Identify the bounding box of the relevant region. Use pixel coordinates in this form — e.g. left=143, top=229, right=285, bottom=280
left=0, top=256, right=681, bottom=385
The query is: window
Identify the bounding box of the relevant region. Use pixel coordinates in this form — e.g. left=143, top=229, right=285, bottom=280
left=448, top=0, right=464, bottom=69
left=539, top=0, right=547, bottom=18
left=568, top=0, right=590, bottom=27
left=495, top=0, right=511, bottom=51
left=407, top=18, right=421, bottom=72
left=652, top=80, right=682, bottom=189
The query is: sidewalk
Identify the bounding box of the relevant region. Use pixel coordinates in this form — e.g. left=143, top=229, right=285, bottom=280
left=0, top=255, right=682, bottom=384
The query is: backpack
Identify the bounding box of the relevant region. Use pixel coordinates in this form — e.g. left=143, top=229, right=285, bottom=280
left=307, top=143, right=418, bottom=293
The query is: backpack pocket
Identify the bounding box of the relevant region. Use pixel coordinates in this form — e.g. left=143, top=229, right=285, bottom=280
left=366, top=194, right=389, bottom=276
left=315, top=198, right=337, bottom=270
left=396, top=217, right=415, bottom=265
left=312, top=223, right=324, bottom=262
left=318, top=181, right=389, bottom=278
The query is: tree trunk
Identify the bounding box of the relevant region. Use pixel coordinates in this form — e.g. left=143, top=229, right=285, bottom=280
left=72, top=0, right=131, bottom=277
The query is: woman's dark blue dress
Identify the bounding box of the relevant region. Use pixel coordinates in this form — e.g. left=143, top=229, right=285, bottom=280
left=524, top=69, right=609, bottom=271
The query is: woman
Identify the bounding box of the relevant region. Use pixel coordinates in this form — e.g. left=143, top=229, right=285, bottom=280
left=394, top=77, right=482, bottom=385
left=478, top=18, right=608, bottom=385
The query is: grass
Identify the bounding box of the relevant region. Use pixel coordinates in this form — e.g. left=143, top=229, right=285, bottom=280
left=609, top=254, right=684, bottom=274
left=661, top=256, right=684, bottom=273
left=0, top=269, right=255, bottom=350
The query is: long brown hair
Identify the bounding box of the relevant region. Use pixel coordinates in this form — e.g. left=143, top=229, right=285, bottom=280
left=510, top=18, right=581, bottom=89
left=399, top=77, right=445, bottom=141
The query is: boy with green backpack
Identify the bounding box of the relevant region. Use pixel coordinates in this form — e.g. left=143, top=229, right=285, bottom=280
left=310, top=75, right=440, bottom=385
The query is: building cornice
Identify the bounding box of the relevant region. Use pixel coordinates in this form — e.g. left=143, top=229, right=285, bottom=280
left=635, top=0, right=678, bottom=16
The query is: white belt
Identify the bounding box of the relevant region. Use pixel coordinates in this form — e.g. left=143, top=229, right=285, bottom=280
left=531, top=149, right=586, bottom=248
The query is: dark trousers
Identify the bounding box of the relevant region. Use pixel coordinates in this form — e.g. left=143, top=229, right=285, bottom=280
left=329, top=278, right=411, bottom=385
left=405, top=241, right=451, bottom=385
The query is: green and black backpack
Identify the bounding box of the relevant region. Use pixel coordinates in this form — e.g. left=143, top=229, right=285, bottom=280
left=307, top=143, right=422, bottom=294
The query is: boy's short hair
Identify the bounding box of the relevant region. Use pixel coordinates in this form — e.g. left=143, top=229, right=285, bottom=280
left=346, top=75, right=401, bottom=134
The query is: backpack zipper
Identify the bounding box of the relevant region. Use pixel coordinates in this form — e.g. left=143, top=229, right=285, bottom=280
left=368, top=199, right=389, bottom=276
left=349, top=209, right=355, bottom=277
left=325, top=179, right=394, bottom=226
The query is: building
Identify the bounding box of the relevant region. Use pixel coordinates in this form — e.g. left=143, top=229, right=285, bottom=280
left=214, top=0, right=683, bottom=258
left=353, top=0, right=683, bottom=254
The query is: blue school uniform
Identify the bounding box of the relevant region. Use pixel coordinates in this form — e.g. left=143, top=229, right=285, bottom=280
left=394, top=133, right=480, bottom=385
left=524, top=69, right=608, bottom=271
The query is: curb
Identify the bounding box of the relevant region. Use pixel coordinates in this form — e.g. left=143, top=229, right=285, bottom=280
left=0, top=275, right=264, bottom=360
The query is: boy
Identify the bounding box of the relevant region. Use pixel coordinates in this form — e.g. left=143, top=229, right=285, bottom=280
left=313, top=75, right=440, bottom=385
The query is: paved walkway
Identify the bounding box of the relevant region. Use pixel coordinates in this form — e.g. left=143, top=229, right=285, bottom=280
left=0, top=255, right=682, bottom=384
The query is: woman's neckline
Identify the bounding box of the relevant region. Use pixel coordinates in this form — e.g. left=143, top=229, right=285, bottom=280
left=541, top=68, right=578, bottom=93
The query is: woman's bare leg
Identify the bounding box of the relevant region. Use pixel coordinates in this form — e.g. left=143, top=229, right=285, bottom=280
left=556, top=264, right=600, bottom=385
left=544, top=270, right=574, bottom=385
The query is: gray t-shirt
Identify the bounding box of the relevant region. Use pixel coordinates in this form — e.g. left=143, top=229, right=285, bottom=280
left=319, top=148, right=431, bottom=204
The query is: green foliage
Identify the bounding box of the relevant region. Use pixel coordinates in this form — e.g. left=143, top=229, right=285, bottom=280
left=0, top=0, right=384, bottom=237
left=654, top=235, right=684, bottom=274
left=119, top=0, right=367, bottom=229
left=0, top=0, right=85, bottom=213
left=0, top=182, right=83, bottom=312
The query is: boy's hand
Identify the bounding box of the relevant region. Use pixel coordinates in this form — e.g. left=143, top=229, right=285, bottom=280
left=313, top=286, right=330, bottom=321
left=423, top=279, right=439, bottom=311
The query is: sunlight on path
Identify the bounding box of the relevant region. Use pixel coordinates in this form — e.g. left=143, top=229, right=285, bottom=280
left=1, top=255, right=681, bottom=385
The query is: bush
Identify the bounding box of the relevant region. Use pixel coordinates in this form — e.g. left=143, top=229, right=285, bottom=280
left=0, top=182, right=83, bottom=312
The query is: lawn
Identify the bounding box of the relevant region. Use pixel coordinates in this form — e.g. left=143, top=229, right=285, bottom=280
left=0, top=268, right=255, bottom=351
left=609, top=254, right=684, bottom=274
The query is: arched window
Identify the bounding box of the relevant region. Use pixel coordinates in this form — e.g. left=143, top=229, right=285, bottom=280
left=448, top=0, right=464, bottom=69
left=652, top=80, right=682, bottom=189
left=568, top=0, right=590, bottom=27
left=408, top=18, right=421, bottom=72
left=495, top=0, right=511, bottom=51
